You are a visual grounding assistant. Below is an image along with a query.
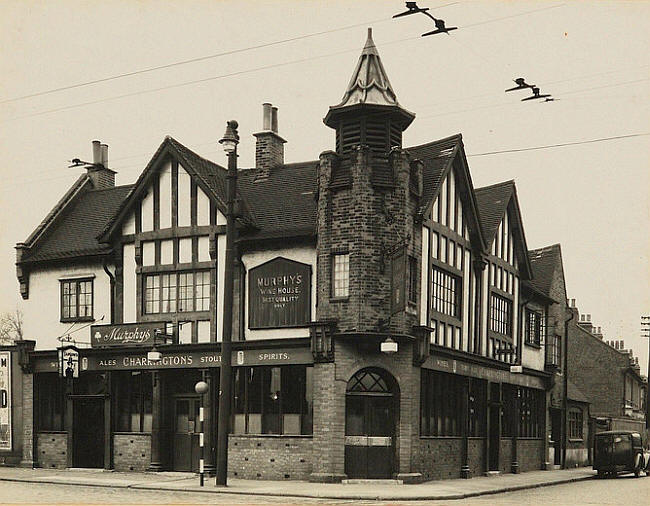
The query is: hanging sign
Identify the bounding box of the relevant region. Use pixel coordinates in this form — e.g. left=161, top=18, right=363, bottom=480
left=58, top=345, right=79, bottom=378
left=91, top=322, right=166, bottom=348
left=248, top=257, right=311, bottom=329
left=0, top=351, right=11, bottom=450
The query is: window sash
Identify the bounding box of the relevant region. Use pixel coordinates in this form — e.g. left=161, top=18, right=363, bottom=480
left=143, top=270, right=210, bottom=314
left=489, top=292, right=512, bottom=336
left=60, top=279, right=93, bottom=321
left=232, top=365, right=313, bottom=435
left=332, top=253, right=349, bottom=298
left=431, top=266, right=461, bottom=319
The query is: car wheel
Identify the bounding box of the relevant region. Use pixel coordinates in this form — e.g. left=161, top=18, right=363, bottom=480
left=634, top=455, right=642, bottom=478
left=597, top=470, right=605, bottom=479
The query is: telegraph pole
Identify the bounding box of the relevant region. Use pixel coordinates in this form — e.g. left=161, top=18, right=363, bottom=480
left=642, top=315, right=650, bottom=430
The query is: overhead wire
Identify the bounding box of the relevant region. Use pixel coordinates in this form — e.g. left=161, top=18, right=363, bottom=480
left=466, top=132, right=650, bottom=157
left=0, top=3, right=463, bottom=105
left=3, top=3, right=577, bottom=123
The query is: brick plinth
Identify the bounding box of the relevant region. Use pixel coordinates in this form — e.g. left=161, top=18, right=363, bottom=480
left=36, top=432, right=67, bottom=469
left=113, top=434, right=151, bottom=472
left=228, top=436, right=312, bottom=480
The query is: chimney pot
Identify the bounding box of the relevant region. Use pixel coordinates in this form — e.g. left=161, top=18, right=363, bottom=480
left=92, top=140, right=101, bottom=165
left=587, top=314, right=591, bottom=322
left=262, top=103, right=272, bottom=131
left=570, top=298, right=575, bottom=307
left=271, top=106, right=278, bottom=133
left=100, top=143, right=109, bottom=168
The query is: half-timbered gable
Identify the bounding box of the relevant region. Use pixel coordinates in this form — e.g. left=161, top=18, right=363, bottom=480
left=475, top=181, right=534, bottom=363
left=410, top=135, right=486, bottom=356
left=100, top=136, right=247, bottom=344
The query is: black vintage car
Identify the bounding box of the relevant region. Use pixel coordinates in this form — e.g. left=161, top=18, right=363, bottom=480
left=593, top=430, right=650, bottom=478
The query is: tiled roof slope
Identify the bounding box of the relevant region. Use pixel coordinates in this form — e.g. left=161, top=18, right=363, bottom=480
left=528, top=244, right=562, bottom=297
left=407, top=134, right=461, bottom=214
left=21, top=184, right=133, bottom=263
left=237, top=162, right=319, bottom=240
left=474, top=180, right=515, bottom=243
left=568, top=380, right=590, bottom=404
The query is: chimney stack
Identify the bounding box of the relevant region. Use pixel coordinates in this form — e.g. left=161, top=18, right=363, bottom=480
left=87, top=140, right=116, bottom=189
left=253, top=102, right=286, bottom=180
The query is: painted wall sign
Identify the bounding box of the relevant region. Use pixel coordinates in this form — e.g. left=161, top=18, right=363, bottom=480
left=423, top=355, right=546, bottom=390
left=0, top=351, right=12, bottom=450
left=248, top=257, right=311, bottom=329
left=91, top=322, right=166, bottom=347
left=34, top=347, right=313, bottom=373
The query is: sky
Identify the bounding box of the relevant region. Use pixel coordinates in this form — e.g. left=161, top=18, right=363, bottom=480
left=0, top=0, right=648, bottom=374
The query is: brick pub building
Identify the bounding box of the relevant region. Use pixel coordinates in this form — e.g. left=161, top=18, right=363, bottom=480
left=4, top=30, right=571, bottom=482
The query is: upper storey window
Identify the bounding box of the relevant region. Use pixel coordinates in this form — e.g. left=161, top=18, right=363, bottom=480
left=60, top=278, right=93, bottom=322
left=431, top=266, right=461, bottom=319
left=489, top=292, right=512, bottom=337
left=332, top=253, right=350, bottom=298
left=525, top=308, right=543, bottom=346
left=144, top=271, right=210, bottom=314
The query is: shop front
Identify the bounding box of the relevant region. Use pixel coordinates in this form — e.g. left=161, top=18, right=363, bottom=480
left=31, top=336, right=314, bottom=475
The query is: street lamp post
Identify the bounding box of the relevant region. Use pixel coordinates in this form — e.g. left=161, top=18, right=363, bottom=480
left=216, top=120, right=239, bottom=486
left=195, top=380, right=209, bottom=486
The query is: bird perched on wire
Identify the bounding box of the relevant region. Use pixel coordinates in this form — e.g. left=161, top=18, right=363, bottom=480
left=522, top=87, right=552, bottom=101
left=505, top=78, right=535, bottom=92
left=393, top=2, right=458, bottom=36
left=393, top=1, right=430, bottom=18
left=422, top=18, right=458, bottom=36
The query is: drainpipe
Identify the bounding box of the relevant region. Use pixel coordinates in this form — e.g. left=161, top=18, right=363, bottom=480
left=562, top=305, right=574, bottom=469
left=102, top=259, right=115, bottom=324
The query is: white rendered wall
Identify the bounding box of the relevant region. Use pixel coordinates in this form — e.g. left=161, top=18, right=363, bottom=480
left=241, top=246, right=317, bottom=341
left=159, top=161, right=172, bottom=229
left=22, top=262, right=111, bottom=350
left=123, top=243, right=136, bottom=322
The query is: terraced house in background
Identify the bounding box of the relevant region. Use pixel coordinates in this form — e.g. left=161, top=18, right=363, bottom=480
left=2, top=29, right=639, bottom=482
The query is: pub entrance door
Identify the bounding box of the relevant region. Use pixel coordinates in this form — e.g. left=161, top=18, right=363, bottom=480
left=487, top=383, right=502, bottom=471
left=72, top=397, right=105, bottom=468
left=344, top=368, right=398, bottom=479
left=173, top=396, right=201, bottom=472
left=550, top=408, right=562, bottom=465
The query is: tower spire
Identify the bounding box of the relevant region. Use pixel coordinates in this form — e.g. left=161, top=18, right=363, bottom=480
left=324, top=29, right=414, bottom=155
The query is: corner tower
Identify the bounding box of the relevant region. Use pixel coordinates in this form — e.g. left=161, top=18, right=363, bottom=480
left=324, top=28, right=414, bottom=159
left=315, top=29, right=421, bottom=334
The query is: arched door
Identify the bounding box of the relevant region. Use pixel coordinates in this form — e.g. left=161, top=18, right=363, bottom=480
left=345, top=368, right=398, bottom=479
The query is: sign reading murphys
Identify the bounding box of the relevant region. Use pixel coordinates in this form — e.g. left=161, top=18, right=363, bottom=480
left=249, top=257, right=311, bottom=329
left=0, top=351, right=12, bottom=450
left=91, top=322, right=166, bottom=348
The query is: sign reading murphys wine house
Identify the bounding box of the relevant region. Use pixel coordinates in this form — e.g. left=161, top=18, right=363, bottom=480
left=249, top=257, right=311, bottom=329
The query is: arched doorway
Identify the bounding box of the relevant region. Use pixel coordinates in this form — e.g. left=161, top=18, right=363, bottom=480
left=345, top=368, right=399, bottom=479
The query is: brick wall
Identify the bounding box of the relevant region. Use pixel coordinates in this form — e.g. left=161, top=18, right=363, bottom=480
left=468, top=438, right=486, bottom=476
left=499, top=439, right=512, bottom=472
left=517, top=439, right=544, bottom=471
left=316, top=147, right=421, bottom=336
left=568, top=319, right=628, bottom=418
left=415, top=438, right=463, bottom=480
left=36, top=432, right=67, bottom=469
left=113, top=434, right=151, bottom=472
left=21, top=372, right=34, bottom=467
left=228, top=436, right=312, bottom=480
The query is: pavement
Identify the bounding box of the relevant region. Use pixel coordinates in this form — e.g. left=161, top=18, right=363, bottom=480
left=0, top=466, right=595, bottom=501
